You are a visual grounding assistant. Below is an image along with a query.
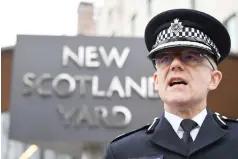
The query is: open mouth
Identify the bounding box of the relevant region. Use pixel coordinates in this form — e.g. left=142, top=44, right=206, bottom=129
left=169, top=78, right=188, bottom=87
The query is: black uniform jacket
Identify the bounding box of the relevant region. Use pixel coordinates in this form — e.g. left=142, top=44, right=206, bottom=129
left=104, top=110, right=238, bottom=159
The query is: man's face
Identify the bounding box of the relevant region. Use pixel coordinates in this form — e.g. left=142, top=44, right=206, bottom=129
left=153, top=48, right=222, bottom=107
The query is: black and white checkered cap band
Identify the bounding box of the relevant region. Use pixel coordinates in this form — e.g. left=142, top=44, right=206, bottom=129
left=151, top=27, right=220, bottom=60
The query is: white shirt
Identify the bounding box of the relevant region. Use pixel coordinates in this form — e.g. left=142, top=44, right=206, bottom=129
left=164, top=109, right=207, bottom=141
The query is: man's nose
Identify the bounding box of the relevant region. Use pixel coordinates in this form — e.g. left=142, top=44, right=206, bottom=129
left=170, top=56, right=184, bottom=71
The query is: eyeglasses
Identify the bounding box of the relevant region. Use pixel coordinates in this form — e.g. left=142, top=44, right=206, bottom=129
left=153, top=49, right=215, bottom=70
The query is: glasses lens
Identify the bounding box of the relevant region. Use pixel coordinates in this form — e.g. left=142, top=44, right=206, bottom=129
left=180, top=50, right=202, bottom=66
left=154, top=54, right=174, bottom=67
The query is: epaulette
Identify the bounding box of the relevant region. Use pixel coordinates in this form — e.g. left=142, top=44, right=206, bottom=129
left=213, top=112, right=238, bottom=129
left=111, top=117, right=160, bottom=143
left=223, top=118, right=238, bottom=123
left=111, top=124, right=150, bottom=143
left=219, top=115, right=238, bottom=123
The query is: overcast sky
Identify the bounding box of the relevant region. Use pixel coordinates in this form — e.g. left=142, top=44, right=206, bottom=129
left=1, top=0, right=103, bottom=47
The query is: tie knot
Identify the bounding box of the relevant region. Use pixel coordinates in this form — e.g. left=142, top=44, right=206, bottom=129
left=180, top=119, right=198, bottom=132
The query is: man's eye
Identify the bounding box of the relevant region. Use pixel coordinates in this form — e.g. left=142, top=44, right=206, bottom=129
left=160, top=56, right=172, bottom=63
left=182, top=54, right=198, bottom=61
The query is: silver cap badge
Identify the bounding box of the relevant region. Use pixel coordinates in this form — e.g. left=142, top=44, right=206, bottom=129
left=169, top=19, right=183, bottom=35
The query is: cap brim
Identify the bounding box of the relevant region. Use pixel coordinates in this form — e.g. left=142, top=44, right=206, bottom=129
left=148, top=40, right=216, bottom=60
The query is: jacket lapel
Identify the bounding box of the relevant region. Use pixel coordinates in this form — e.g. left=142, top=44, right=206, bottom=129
left=189, top=110, right=228, bottom=155
left=149, top=114, right=188, bottom=156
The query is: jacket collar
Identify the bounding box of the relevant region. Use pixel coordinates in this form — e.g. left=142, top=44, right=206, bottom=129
left=149, top=110, right=228, bottom=156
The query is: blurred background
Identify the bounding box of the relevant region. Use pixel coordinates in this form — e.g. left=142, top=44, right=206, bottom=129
left=1, top=0, right=238, bottom=159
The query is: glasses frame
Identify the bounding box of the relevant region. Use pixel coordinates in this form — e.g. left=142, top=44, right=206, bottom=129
left=152, top=49, right=216, bottom=70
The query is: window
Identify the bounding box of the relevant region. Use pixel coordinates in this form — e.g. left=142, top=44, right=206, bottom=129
left=131, top=14, right=137, bottom=35
left=190, top=0, right=196, bottom=9
left=108, top=8, right=113, bottom=24
left=111, top=31, right=116, bottom=37
left=223, top=13, right=238, bottom=52
left=147, top=0, right=152, bottom=16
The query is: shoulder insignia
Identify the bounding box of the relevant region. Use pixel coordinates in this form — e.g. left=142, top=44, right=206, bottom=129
left=146, top=117, right=160, bottom=134
left=110, top=124, right=150, bottom=143
left=111, top=117, right=160, bottom=143
left=213, top=112, right=238, bottom=129
left=220, top=114, right=238, bottom=123
left=212, top=112, right=228, bottom=129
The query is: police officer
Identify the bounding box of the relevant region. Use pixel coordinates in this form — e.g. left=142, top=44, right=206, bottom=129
left=104, top=9, right=238, bottom=159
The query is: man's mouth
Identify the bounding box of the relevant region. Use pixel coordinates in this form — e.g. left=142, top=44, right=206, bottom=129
left=169, top=78, right=188, bottom=87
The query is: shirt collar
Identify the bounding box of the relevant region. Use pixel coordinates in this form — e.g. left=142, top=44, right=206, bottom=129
left=192, top=108, right=207, bottom=127
left=164, top=109, right=207, bottom=132
left=164, top=111, right=183, bottom=133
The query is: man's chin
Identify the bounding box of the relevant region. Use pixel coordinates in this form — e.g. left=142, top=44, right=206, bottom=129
left=164, top=98, right=191, bottom=107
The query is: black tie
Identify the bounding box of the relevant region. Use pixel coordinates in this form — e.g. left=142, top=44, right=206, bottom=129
left=180, top=119, right=198, bottom=144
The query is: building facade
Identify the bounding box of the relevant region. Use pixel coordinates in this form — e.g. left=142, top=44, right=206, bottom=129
left=96, top=0, right=238, bottom=53
left=77, top=2, right=96, bottom=35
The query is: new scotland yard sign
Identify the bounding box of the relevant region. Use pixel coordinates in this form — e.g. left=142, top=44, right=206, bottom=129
left=9, top=35, right=164, bottom=144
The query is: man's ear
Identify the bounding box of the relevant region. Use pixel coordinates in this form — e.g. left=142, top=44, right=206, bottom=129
left=209, top=70, right=222, bottom=90
left=153, top=72, right=159, bottom=90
